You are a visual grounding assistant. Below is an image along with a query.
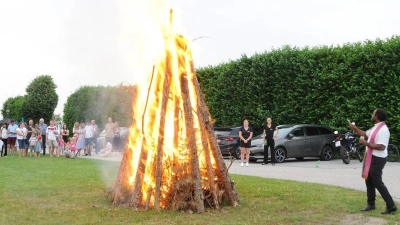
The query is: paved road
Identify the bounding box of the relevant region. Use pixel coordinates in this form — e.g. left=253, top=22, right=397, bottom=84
left=88, top=154, right=400, bottom=203
left=228, top=158, right=400, bottom=203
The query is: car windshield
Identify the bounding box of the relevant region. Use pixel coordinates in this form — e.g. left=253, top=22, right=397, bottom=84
left=252, top=126, right=292, bottom=139
left=277, top=127, right=292, bottom=137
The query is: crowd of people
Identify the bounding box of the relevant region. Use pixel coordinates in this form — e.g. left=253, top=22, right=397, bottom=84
left=0, top=117, right=122, bottom=158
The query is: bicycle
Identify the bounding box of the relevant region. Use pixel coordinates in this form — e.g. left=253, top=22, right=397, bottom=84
left=358, top=144, right=399, bottom=162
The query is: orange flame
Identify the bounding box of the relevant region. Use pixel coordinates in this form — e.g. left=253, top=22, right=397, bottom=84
left=124, top=5, right=218, bottom=209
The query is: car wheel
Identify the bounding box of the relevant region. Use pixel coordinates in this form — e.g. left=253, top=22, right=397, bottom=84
left=274, top=147, right=286, bottom=163
left=295, top=157, right=304, bottom=160
left=234, top=146, right=241, bottom=159
left=320, top=145, right=333, bottom=161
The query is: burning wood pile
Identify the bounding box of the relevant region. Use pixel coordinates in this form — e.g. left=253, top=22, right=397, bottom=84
left=111, top=10, right=239, bottom=212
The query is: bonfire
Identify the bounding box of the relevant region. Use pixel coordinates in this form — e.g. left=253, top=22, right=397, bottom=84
left=111, top=7, right=239, bottom=213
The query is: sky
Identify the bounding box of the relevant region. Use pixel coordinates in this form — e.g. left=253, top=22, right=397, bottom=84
left=0, top=0, right=399, bottom=117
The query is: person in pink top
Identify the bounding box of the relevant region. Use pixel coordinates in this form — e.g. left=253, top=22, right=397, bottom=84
left=58, top=134, right=65, bottom=156
left=69, top=137, right=77, bottom=157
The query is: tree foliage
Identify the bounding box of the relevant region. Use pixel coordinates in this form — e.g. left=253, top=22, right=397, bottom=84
left=63, top=85, right=135, bottom=133
left=196, top=36, right=400, bottom=144
left=1, top=96, right=25, bottom=121
left=21, top=75, right=59, bottom=123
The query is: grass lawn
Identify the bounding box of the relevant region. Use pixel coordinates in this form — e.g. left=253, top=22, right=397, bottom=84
left=1, top=156, right=399, bottom=225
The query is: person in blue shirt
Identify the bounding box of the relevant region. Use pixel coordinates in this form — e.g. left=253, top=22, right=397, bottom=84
left=39, top=118, right=48, bottom=155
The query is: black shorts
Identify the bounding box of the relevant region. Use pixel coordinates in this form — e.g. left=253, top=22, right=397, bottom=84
left=240, top=140, right=251, bottom=148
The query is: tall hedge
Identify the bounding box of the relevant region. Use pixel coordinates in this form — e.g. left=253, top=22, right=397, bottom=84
left=63, top=85, right=135, bottom=133
left=196, top=36, right=400, bottom=144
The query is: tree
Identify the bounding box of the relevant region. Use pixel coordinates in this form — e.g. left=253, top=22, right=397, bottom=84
left=63, top=85, right=134, bottom=133
left=21, top=75, right=58, bottom=123
left=1, top=96, right=25, bottom=121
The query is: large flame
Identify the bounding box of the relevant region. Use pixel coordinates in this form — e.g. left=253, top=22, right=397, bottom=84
left=126, top=7, right=215, bottom=209
left=112, top=0, right=238, bottom=211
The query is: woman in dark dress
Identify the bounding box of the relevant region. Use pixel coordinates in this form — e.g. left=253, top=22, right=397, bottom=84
left=262, top=117, right=279, bottom=165
left=238, top=119, right=253, bottom=167
left=61, top=124, right=69, bottom=144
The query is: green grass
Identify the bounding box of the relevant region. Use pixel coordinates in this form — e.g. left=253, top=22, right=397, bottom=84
left=1, top=156, right=399, bottom=225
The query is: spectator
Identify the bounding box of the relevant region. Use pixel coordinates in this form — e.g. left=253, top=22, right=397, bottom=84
left=91, top=120, right=100, bottom=154
left=61, top=124, right=69, bottom=146
left=75, top=122, right=86, bottom=156
left=58, top=134, right=65, bottom=155
left=16, top=122, right=28, bottom=157
left=63, top=136, right=71, bottom=158
left=84, top=120, right=94, bottom=156
left=33, top=123, right=42, bottom=157
left=39, top=118, right=48, bottom=155
left=1, top=123, right=8, bottom=157
left=262, top=117, right=279, bottom=166
left=100, top=142, right=112, bottom=157
left=69, top=137, right=77, bottom=157
left=46, top=119, right=59, bottom=157
left=238, top=119, right=253, bottom=167
left=28, top=125, right=39, bottom=157
left=7, top=119, right=18, bottom=156
left=105, top=117, right=115, bottom=150
left=26, top=119, right=34, bottom=153
left=113, top=122, right=121, bottom=154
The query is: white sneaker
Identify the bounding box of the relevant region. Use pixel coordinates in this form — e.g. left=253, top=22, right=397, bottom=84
left=246, top=162, right=249, bottom=167
left=240, top=162, right=244, bottom=167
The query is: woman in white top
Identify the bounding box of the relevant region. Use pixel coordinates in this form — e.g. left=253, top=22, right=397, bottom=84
left=16, top=122, right=28, bottom=157
left=1, top=123, right=8, bottom=157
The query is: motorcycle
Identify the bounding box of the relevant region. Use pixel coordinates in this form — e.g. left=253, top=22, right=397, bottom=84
left=335, top=130, right=363, bottom=164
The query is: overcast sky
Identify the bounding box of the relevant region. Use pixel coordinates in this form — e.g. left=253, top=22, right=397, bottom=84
left=0, top=0, right=399, bottom=117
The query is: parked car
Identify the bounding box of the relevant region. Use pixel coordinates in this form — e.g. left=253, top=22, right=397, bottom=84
left=249, top=124, right=335, bottom=163
left=215, top=126, right=262, bottom=159
left=215, top=127, right=242, bottom=158
left=97, top=127, right=130, bottom=151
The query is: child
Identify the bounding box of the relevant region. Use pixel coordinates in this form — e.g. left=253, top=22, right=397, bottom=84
left=29, top=131, right=38, bottom=157
left=100, top=142, right=112, bottom=157
left=69, top=137, right=77, bottom=157
left=64, top=139, right=71, bottom=158
left=58, top=134, right=65, bottom=157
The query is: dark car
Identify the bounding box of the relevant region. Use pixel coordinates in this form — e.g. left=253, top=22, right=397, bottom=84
left=215, top=127, right=242, bottom=159
left=249, top=124, right=335, bottom=163
left=215, top=126, right=262, bottom=159
left=97, top=127, right=130, bottom=151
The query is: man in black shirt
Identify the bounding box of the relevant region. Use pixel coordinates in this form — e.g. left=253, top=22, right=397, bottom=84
left=263, top=117, right=279, bottom=165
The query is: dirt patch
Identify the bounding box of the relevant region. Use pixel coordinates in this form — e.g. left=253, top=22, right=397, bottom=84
left=337, top=213, right=386, bottom=225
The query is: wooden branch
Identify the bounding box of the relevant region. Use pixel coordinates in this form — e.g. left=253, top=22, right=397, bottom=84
left=154, top=54, right=172, bottom=210
left=190, top=60, right=239, bottom=207
left=180, top=75, right=205, bottom=213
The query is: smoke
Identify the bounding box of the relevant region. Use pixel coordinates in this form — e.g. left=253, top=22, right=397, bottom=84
left=94, top=158, right=121, bottom=189
left=115, top=0, right=185, bottom=85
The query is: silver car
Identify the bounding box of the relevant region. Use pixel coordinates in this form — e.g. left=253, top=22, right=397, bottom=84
left=249, top=124, right=335, bottom=163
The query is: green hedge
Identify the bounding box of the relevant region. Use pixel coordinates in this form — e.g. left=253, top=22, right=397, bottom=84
left=196, top=36, right=400, bottom=144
